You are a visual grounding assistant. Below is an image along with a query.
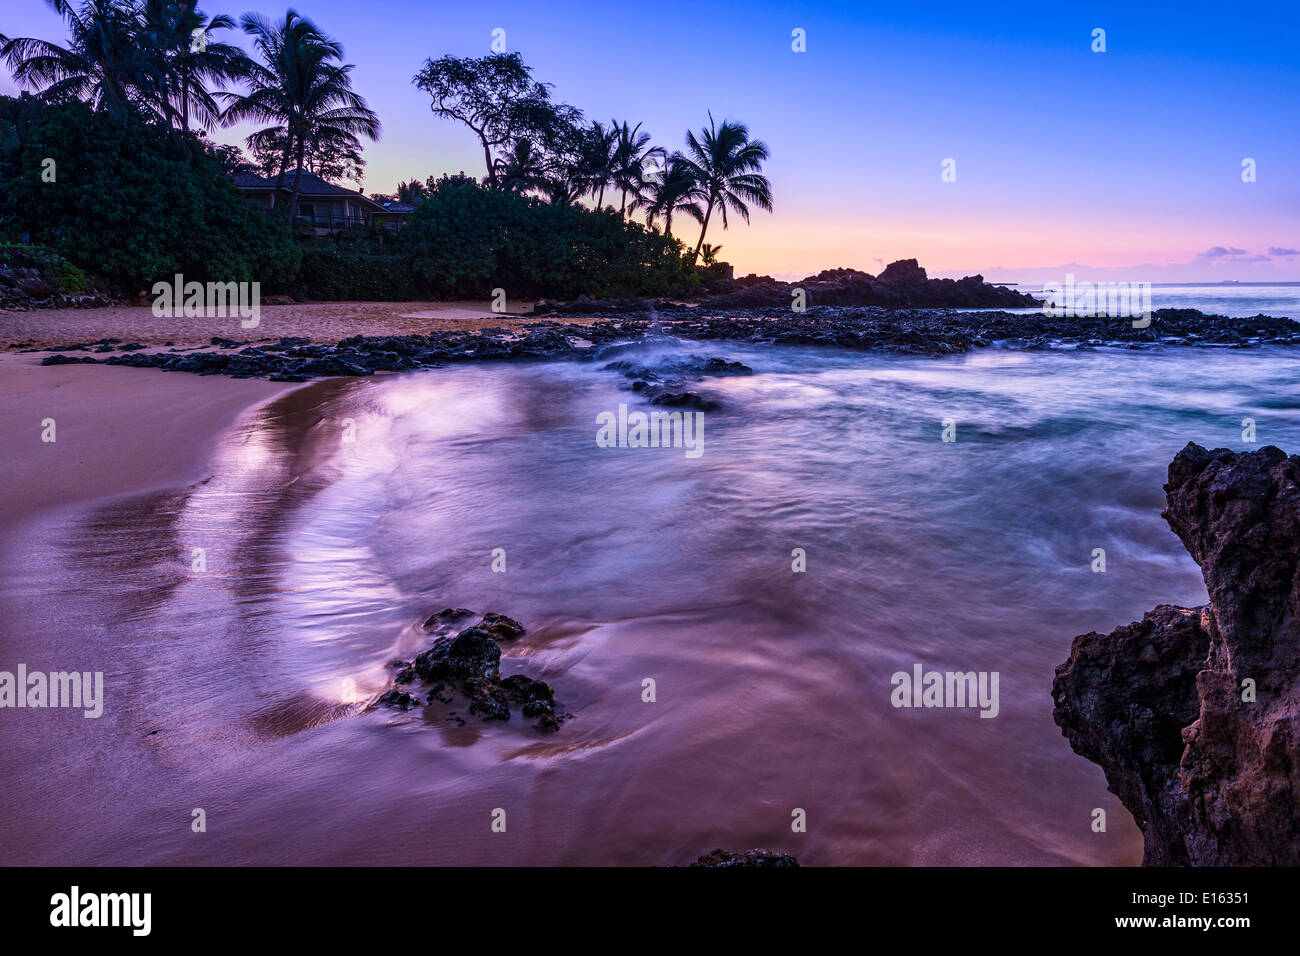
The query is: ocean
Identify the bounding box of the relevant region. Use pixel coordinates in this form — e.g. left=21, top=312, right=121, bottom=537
left=3, top=322, right=1297, bottom=865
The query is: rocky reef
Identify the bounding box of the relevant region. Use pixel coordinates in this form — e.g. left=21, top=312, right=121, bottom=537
left=376, top=609, right=569, bottom=732
left=1052, top=443, right=1300, bottom=865
left=31, top=307, right=1300, bottom=382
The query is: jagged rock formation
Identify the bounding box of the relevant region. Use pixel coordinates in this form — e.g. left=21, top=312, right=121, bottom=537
left=697, top=259, right=1040, bottom=310
left=1053, top=443, right=1300, bottom=865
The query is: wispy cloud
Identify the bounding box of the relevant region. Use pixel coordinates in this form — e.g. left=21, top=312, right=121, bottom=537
left=1267, top=246, right=1299, bottom=257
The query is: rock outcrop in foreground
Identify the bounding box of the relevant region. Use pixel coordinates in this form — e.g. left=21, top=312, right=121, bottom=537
left=688, top=848, right=800, bottom=868
left=1053, top=443, right=1300, bottom=865
left=376, top=609, right=569, bottom=732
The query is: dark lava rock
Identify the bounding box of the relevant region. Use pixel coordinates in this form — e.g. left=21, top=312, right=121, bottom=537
left=402, top=612, right=568, bottom=732
left=32, top=301, right=1300, bottom=383
left=1053, top=443, right=1300, bottom=865
left=695, top=259, right=1041, bottom=310
left=423, top=607, right=474, bottom=628
left=688, top=848, right=800, bottom=868
left=414, top=627, right=501, bottom=684
left=375, top=690, right=419, bottom=710
left=478, top=612, right=525, bottom=642
left=648, top=390, right=718, bottom=411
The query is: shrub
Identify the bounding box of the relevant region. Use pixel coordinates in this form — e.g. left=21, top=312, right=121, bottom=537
left=0, top=99, right=300, bottom=293
left=401, top=174, right=699, bottom=299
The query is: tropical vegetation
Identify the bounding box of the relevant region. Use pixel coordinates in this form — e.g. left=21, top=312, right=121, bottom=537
left=0, top=2, right=773, bottom=298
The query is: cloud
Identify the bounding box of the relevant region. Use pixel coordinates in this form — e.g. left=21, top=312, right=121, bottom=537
left=1198, top=246, right=1249, bottom=259
left=1268, top=246, right=1299, bottom=257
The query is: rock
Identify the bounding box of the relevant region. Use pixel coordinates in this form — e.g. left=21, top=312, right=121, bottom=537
left=1052, top=443, right=1300, bottom=865
left=413, top=627, right=501, bottom=684
left=688, top=848, right=800, bottom=867
left=401, top=612, right=568, bottom=732
left=478, top=612, right=525, bottom=642
left=375, top=690, right=418, bottom=710
left=422, top=607, right=473, bottom=628
left=648, top=391, right=718, bottom=411
left=694, top=259, right=1042, bottom=310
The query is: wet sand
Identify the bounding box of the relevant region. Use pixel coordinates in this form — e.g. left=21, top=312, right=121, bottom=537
left=0, top=352, right=294, bottom=530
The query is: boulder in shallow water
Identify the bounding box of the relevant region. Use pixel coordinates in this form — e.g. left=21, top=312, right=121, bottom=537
left=387, top=612, right=568, bottom=732
left=1053, top=443, right=1300, bottom=865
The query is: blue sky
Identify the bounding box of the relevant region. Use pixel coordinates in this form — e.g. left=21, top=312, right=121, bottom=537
left=3, top=0, right=1298, bottom=279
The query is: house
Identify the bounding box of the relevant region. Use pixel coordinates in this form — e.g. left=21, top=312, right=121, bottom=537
left=232, top=170, right=411, bottom=234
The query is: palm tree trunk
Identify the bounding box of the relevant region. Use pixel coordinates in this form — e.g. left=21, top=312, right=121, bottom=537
left=692, top=201, right=715, bottom=263
left=597, top=183, right=605, bottom=209
left=287, top=141, right=306, bottom=224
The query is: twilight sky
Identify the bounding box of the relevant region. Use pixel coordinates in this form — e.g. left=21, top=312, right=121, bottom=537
left=3, top=0, right=1298, bottom=280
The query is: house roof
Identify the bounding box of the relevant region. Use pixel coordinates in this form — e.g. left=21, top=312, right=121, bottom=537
left=232, top=171, right=276, bottom=188
left=231, top=169, right=391, bottom=211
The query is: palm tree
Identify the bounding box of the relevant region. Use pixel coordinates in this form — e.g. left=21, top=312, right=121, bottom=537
left=0, top=0, right=151, bottom=123
left=494, top=137, right=546, bottom=194
left=395, top=178, right=428, bottom=205
left=643, top=155, right=704, bottom=239
left=576, top=120, right=616, bottom=209
left=610, top=120, right=662, bottom=217
left=220, top=9, right=380, bottom=223
left=675, top=113, right=773, bottom=263
left=138, top=0, right=247, bottom=133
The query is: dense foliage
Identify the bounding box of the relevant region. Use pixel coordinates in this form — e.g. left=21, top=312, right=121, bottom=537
left=401, top=174, right=698, bottom=299
left=0, top=2, right=773, bottom=301
left=0, top=100, right=299, bottom=290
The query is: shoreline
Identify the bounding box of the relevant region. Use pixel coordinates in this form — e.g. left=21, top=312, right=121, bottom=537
left=0, top=351, right=297, bottom=534
left=15, top=306, right=1300, bottom=386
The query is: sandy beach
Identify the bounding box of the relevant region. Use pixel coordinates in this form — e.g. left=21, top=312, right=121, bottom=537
left=0, top=301, right=557, bottom=528
left=0, top=300, right=544, bottom=349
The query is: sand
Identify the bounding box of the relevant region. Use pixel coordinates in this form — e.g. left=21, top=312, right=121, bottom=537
left=0, top=301, right=573, bottom=531
left=0, top=299, right=551, bottom=349
left=0, top=351, right=294, bottom=531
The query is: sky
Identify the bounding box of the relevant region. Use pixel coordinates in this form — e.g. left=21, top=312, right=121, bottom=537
left=2, top=0, right=1298, bottom=280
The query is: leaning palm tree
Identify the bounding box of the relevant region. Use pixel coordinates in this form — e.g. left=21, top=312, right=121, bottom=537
left=643, top=155, right=704, bottom=239
left=609, top=120, right=662, bottom=217
left=138, top=0, right=248, bottom=133
left=675, top=113, right=773, bottom=263
left=219, top=9, right=380, bottom=223
left=0, top=0, right=151, bottom=123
